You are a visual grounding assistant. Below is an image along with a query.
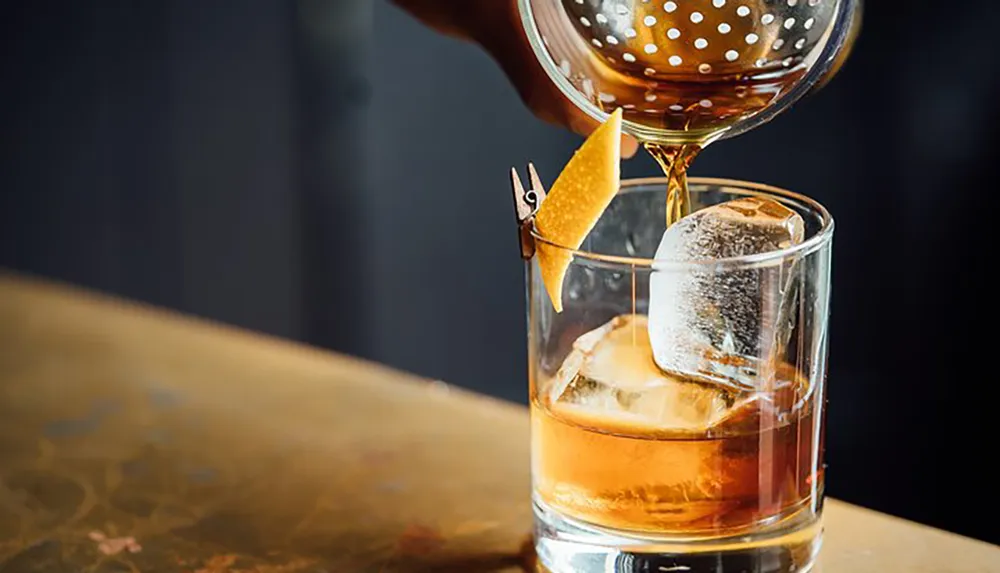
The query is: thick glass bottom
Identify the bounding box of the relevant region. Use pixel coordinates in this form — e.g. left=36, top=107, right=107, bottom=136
left=534, top=499, right=822, bottom=573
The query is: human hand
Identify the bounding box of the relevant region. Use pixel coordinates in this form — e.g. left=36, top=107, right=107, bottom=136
left=391, top=0, right=639, bottom=157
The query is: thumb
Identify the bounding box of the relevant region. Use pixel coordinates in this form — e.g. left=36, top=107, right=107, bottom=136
left=620, top=133, right=640, bottom=159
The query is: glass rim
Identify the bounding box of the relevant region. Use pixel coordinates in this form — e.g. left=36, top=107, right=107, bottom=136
left=529, top=177, right=835, bottom=270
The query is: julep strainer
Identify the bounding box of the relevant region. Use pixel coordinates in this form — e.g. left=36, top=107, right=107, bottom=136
left=519, top=0, right=861, bottom=145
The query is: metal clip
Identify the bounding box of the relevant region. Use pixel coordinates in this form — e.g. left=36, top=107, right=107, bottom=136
left=510, top=163, right=548, bottom=260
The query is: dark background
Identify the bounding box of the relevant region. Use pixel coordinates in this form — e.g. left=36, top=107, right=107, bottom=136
left=2, top=0, right=996, bottom=544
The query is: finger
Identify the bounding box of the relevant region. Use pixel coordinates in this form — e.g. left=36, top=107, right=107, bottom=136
left=621, top=133, right=639, bottom=159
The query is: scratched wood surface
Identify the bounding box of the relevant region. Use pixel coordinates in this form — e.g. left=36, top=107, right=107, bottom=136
left=0, top=274, right=996, bottom=573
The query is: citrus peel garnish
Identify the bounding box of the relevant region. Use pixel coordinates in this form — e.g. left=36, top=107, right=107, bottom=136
left=534, top=108, right=623, bottom=312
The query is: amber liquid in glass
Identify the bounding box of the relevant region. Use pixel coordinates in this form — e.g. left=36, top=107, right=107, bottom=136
left=531, top=315, right=822, bottom=535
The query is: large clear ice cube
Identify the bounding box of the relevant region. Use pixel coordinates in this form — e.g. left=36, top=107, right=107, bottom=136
left=648, top=197, right=805, bottom=390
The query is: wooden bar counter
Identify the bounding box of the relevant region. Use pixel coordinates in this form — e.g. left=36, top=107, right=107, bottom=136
left=0, top=274, right=996, bottom=572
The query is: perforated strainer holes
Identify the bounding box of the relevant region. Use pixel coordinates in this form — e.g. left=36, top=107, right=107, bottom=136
left=567, top=0, right=833, bottom=70
left=557, top=0, right=837, bottom=118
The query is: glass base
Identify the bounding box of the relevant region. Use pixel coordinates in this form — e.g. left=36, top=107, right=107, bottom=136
left=534, top=500, right=822, bottom=573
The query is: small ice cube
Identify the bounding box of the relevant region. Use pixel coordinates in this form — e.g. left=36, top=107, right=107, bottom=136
left=550, top=315, right=752, bottom=432
left=648, top=197, right=805, bottom=389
